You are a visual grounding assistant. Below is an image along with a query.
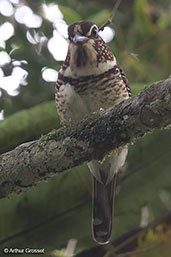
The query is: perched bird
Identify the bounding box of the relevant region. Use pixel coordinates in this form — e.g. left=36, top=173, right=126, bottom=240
left=55, top=21, right=131, bottom=244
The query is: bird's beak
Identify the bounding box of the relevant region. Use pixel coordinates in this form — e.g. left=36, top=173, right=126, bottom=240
left=73, top=33, right=88, bottom=44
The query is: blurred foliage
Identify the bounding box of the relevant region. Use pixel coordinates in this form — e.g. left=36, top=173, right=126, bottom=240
left=0, top=101, right=59, bottom=154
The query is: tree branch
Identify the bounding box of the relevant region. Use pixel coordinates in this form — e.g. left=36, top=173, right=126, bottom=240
left=0, top=78, right=171, bottom=199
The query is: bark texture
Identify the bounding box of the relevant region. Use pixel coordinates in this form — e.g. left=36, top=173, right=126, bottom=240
left=0, top=78, right=171, bottom=199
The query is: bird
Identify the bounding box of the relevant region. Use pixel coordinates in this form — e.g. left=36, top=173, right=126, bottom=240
left=55, top=21, right=131, bottom=245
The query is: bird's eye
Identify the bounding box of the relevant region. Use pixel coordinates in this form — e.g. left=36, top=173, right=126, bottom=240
left=91, top=27, right=98, bottom=37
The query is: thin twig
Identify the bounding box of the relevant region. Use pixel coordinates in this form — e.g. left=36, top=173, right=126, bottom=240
left=99, top=0, right=122, bottom=31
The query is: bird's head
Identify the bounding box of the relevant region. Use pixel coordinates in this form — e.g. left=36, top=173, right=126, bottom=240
left=62, top=21, right=115, bottom=76
left=68, top=21, right=99, bottom=44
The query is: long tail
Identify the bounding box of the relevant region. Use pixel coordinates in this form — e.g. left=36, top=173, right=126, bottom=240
left=92, top=174, right=117, bottom=244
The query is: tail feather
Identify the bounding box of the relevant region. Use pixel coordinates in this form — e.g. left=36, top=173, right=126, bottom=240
left=92, top=174, right=117, bottom=244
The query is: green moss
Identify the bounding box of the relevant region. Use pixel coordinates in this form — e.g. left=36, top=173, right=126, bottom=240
left=40, top=129, right=60, bottom=141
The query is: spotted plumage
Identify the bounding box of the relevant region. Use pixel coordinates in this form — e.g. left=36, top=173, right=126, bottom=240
left=55, top=21, right=131, bottom=244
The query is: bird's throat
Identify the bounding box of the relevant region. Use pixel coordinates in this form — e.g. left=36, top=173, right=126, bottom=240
left=76, top=46, right=87, bottom=67
left=63, top=40, right=117, bottom=77
left=70, top=40, right=97, bottom=71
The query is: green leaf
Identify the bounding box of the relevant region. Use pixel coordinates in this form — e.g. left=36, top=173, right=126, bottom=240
left=157, top=12, right=171, bottom=29
left=134, top=0, right=155, bottom=37
left=87, top=9, right=111, bottom=26
left=59, top=5, right=81, bottom=24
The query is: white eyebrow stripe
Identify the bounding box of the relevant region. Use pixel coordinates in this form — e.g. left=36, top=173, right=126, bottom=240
left=86, top=25, right=98, bottom=36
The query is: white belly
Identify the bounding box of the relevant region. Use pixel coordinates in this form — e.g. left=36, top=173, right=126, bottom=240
left=58, top=83, right=90, bottom=125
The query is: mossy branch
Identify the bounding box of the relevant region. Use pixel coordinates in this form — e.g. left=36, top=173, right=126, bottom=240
left=0, top=78, right=171, bottom=199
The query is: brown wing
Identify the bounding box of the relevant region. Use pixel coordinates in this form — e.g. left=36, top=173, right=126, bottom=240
left=117, top=63, right=131, bottom=97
